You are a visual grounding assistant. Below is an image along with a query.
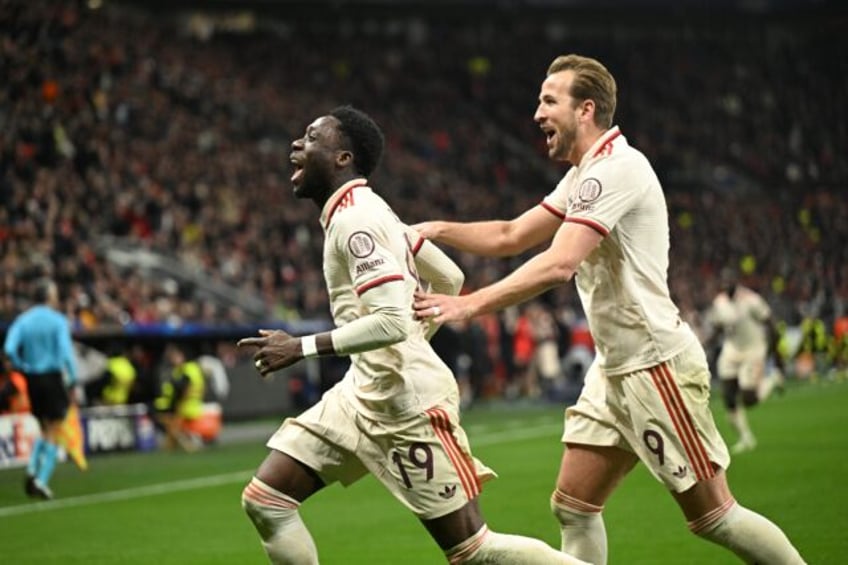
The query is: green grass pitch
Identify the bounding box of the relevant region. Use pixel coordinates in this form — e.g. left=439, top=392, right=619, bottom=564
left=1, top=379, right=845, bottom=564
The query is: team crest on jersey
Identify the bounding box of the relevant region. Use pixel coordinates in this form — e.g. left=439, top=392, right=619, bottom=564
left=348, top=231, right=376, bottom=258
left=578, top=178, right=602, bottom=202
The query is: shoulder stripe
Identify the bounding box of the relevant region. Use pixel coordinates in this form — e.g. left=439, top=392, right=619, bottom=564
left=355, top=274, right=404, bottom=296
left=540, top=201, right=566, bottom=220
left=565, top=217, right=609, bottom=236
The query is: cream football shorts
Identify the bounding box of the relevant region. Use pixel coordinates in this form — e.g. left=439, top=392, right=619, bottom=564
left=563, top=342, right=730, bottom=492
left=717, top=343, right=768, bottom=389
left=266, top=384, right=496, bottom=520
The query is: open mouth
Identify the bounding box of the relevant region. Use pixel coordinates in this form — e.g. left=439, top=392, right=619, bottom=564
left=541, top=127, right=557, bottom=147
left=290, top=156, right=304, bottom=185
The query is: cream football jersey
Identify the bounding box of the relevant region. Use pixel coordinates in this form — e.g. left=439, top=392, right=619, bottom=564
left=319, top=178, right=456, bottom=420
left=709, top=286, right=771, bottom=352
left=542, top=127, right=697, bottom=376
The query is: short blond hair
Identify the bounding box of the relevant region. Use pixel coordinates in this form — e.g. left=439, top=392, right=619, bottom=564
left=547, top=54, right=617, bottom=128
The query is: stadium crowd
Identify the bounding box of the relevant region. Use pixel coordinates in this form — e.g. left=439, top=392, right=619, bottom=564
left=2, top=1, right=846, bottom=399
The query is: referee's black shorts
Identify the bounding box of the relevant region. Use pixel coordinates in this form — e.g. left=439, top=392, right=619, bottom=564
left=23, top=371, right=70, bottom=421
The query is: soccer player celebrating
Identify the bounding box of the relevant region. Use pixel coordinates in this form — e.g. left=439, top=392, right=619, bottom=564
left=237, top=106, right=588, bottom=565
left=412, top=55, right=805, bottom=564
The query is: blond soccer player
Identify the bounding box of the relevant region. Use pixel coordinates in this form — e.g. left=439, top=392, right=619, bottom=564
left=413, top=54, right=805, bottom=564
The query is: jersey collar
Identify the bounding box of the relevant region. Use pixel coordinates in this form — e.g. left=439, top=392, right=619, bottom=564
left=320, top=177, right=369, bottom=229
left=580, top=125, right=622, bottom=166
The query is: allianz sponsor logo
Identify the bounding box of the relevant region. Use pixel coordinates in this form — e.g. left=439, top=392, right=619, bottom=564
left=568, top=201, right=595, bottom=213
left=356, top=257, right=385, bottom=274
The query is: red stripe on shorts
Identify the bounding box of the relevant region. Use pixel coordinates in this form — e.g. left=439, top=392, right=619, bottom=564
left=657, top=363, right=714, bottom=479
left=649, top=365, right=711, bottom=481
left=426, top=407, right=479, bottom=500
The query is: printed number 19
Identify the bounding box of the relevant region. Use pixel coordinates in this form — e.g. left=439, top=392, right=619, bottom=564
left=392, top=442, right=434, bottom=489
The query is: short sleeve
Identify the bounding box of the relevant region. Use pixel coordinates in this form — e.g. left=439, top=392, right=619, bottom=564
left=541, top=173, right=571, bottom=220
left=565, top=159, right=643, bottom=236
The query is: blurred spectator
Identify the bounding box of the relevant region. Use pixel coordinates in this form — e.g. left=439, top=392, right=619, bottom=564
left=509, top=305, right=536, bottom=399
left=153, top=342, right=205, bottom=451
left=794, top=317, right=830, bottom=379
left=830, top=316, right=848, bottom=380
left=560, top=315, right=594, bottom=388
left=527, top=301, right=564, bottom=399
left=0, top=354, right=30, bottom=414
left=74, top=341, right=108, bottom=403
left=430, top=318, right=492, bottom=408
left=100, top=350, right=138, bottom=406
left=197, top=343, right=230, bottom=403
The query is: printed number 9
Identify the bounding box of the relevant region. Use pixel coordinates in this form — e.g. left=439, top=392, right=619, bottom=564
left=642, top=429, right=665, bottom=466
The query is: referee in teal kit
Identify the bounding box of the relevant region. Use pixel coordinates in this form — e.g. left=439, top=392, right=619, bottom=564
left=4, top=279, right=78, bottom=500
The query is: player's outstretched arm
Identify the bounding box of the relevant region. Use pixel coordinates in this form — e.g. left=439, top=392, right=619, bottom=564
left=239, top=284, right=411, bottom=377
left=414, top=205, right=560, bottom=258
left=414, top=222, right=602, bottom=324
left=238, top=329, right=325, bottom=377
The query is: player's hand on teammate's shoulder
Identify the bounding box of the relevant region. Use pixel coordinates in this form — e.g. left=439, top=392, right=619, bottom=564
left=411, top=221, right=441, bottom=240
